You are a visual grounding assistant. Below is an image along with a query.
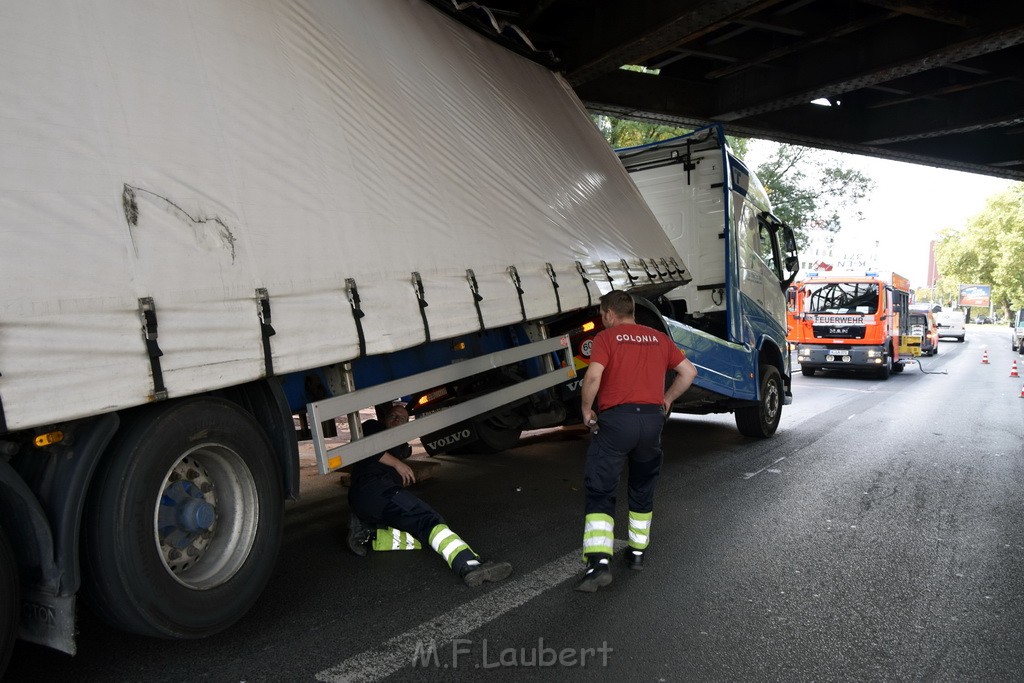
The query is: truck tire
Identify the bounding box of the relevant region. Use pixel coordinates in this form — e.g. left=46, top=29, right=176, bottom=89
left=735, top=365, right=782, bottom=438
left=473, top=418, right=523, bottom=453
left=448, top=417, right=523, bottom=455
left=876, top=353, right=892, bottom=380
left=801, top=366, right=815, bottom=377
left=82, top=398, right=282, bottom=639
left=0, top=524, right=18, bottom=677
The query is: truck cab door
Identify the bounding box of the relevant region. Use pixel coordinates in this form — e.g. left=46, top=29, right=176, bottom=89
left=737, top=203, right=768, bottom=311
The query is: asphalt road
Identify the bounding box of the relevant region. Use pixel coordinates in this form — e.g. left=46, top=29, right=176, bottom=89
left=6, top=325, right=1023, bottom=682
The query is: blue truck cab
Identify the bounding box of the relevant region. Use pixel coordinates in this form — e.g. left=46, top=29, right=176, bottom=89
left=570, top=126, right=800, bottom=437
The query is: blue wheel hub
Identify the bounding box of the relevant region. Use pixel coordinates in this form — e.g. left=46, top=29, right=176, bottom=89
left=158, top=480, right=216, bottom=550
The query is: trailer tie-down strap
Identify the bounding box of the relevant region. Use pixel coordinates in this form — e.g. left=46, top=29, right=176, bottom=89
left=345, top=278, right=367, bottom=357
left=466, top=269, right=485, bottom=331
left=620, top=259, right=640, bottom=284
left=138, top=297, right=168, bottom=401
left=599, top=260, right=614, bottom=289
left=668, top=257, right=687, bottom=280
left=412, top=272, right=431, bottom=343
left=545, top=263, right=562, bottom=314
left=575, top=261, right=592, bottom=307
left=639, top=258, right=659, bottom=283
left=508, top=265, right=526, bottom=321
left=256, top=288, right=276, bottom=377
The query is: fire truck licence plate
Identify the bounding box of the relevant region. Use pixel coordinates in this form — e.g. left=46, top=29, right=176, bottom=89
left=830, top=350, right=849, bottom=356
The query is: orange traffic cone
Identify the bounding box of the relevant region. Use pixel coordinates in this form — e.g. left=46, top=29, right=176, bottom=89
left=1020, top=384, right=1024, bottom=398
left=981, top=350, right=989, bottom=364
left=1012, top=360, right=1020, bottom=378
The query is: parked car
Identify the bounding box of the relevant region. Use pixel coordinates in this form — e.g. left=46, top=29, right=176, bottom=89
left=1012, top=310, right=1024, bottom=354
left=975, top=315, right=992, bottom=324
left=908, top=309, right=939, bottom=356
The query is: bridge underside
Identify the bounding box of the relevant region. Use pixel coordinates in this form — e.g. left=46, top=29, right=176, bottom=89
left=427, top=0, right=1024, bottom=181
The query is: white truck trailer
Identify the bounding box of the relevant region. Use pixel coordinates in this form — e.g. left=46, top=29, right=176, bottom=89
left=0, top=0, right=688, bottom=665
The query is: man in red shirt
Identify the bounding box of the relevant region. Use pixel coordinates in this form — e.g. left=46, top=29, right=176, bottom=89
left=576, top=290, right=697, bottom=592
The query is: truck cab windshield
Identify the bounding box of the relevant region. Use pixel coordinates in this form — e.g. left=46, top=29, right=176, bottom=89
left=803, top=282, right=879, bottom=315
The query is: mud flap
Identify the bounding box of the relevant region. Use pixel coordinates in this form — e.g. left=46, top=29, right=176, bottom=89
left=20, top=591, right=76, bottom=655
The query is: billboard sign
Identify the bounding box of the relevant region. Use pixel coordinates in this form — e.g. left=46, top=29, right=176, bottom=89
left=959, top=284, right=991, bottom=307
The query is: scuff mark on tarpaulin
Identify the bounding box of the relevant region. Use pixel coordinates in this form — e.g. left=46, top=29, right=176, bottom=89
left=121, top=183, right=238, bottom=262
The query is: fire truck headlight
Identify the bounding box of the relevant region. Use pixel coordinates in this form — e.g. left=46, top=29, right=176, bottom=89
left=866, top=350, right=881, bottom=358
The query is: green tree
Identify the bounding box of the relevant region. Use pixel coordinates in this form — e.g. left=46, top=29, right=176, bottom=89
left=934, top=184, right=1024, bottom=318
left=753, top=144, right=875, bottom=245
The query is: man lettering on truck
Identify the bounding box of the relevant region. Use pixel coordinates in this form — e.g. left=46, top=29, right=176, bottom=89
left=346, top=404, right=512, bottom=587
left=576, top=291, right=698, bottom=592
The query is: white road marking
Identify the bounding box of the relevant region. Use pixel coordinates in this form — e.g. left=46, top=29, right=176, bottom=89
left=742, top=456, right=786, bottom=480
left=315, top=541, right=624, bottom=682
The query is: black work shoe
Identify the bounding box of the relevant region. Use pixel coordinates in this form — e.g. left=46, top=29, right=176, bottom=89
left=346, top=513, right=371, bottom=557
left=462, top=560, right=513, bottom=587
left=574, top=557, right=613, bottom=592
left=626, top=548, right=644, bottom=571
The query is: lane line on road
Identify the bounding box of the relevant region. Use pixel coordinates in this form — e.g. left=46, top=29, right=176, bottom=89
left=742, top=456, right=786, bottom=480
left=315, top=541, right=624, bottom=682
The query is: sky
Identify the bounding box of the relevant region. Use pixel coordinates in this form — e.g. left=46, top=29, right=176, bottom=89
left=745, top=140, right=1016, bottom=290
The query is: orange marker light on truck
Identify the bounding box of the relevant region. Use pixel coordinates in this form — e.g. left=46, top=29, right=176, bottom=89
left=34, top=430, right=64, bottom=447
left=582, top=321, right=596, bottom=332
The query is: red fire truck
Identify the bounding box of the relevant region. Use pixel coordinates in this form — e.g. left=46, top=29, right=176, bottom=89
left=791, top=271, right=917, bottom=379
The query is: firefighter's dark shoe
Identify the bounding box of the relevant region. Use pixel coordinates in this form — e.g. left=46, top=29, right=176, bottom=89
left=462, top=560, right=513, bottom=587
left=346, top=513, right=371, bottom=557
left=626, top=548, right=644, bottom=571
left=574, top=557, right=613, bottom=592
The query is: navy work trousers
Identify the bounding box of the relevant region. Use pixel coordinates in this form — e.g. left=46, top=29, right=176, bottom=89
left=348, top=475, right=445, bottom=543
left=584, top=404, right=665, bottom=517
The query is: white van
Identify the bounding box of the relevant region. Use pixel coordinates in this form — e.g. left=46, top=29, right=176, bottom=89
left=930, top=305, right=966, bottom=342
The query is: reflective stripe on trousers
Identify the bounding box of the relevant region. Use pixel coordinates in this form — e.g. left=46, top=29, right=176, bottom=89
left=583, top=512, right=614, bottom=559
left=428, top=524, right=473, bottom=567
left=628, top=510, right=652, bottom=549
left=372, top=527, right=422, bottom=551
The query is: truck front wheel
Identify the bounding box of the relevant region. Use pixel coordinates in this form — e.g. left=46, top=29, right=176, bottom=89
left=735, top=365, right=783, bottom=438
left=876, top=353, right=892, bottom=380
left=472, top=417, right=523, bottom=453
left=82, top=398, right=283, bottom=639
left=0, top=524, right=18, bottom=677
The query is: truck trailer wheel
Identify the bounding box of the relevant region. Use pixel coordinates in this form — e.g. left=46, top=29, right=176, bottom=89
left=0, top=524, right=18, bottom=677
left=82, top=398, right=282, bottom=639
left=735, top=365, right=782, bottom=438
